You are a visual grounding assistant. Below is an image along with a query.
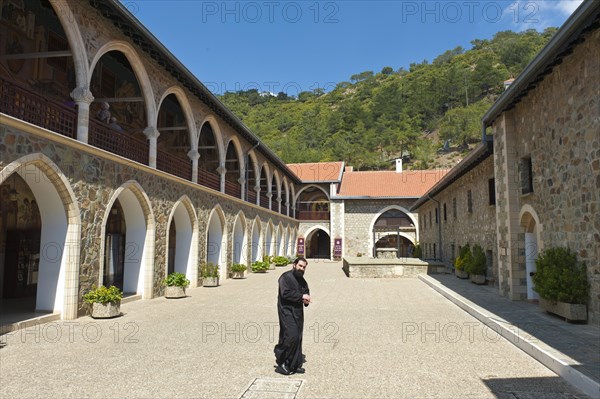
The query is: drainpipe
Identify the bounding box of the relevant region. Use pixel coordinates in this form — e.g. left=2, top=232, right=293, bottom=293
left=246, top=142, right=259, bottom=202
left=427, top=193, right=443, bottom=263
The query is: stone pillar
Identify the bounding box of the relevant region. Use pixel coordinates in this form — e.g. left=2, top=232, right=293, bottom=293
left=285, top=202, right=290, bottom=217
left=144, top=127, right=160, bottom=168
left=188, top=149, right=200, bottom=183
left=276, top=196, right=282, bottom=213
left=238, top=177, right=246, bottom=201
left=267, top=191, right=273, bottom=209
left=254, top=185, right=261, bottom=206
left=70, top=87, right=94, bottom=143
left=216, top=165, right=226, bottom=193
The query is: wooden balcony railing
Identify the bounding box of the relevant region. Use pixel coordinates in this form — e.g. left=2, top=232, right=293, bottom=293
left=260, top=195, right=269, bottom=209
left=89, top=120, right=149, bottom=165
left=247, top=190, right=257, bottom=205
left=0, top=78, right=77, bottom=139
left=198, top=168, right=220, bottom=191
left=157, top=149, right=192, bottom=181
left=224, top=180, right=241, bottom=198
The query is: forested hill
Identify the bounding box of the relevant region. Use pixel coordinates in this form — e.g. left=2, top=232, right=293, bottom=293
left=218, top=29, right=557, bottom=170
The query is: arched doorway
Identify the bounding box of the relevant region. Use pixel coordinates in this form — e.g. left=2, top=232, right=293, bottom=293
left=232, top=213, right=247, bottom=266
left=251, top=218, right=262, bottom=262
left=103, top=186, right=152, bottom=296
left=265, top=222, right=274, bottom=259
left=371, top=208, right=416, bottom=258
left=306, top=229, right=330, bottom=259
left=166, top=201, right=194, bottom=279
left=1, top=157, right=81, bottom=320
left=521, top=210, right=540, bottom=301
left=206, top=207, right=226, bottom=280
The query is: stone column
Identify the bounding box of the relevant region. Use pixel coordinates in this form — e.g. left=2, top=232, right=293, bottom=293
left=188, top=149, right=200, bottom=183
left=254, top=185, right=261, bottom=206
left=70, top=87, right=94, bottom=143
left=276, top=196, right=282, bottom=214
left=238, top=177, right=246, bottom=201
left=285, top=202, right=290, bottom=217
left=144, top=126, right=160, bottom=168
left=267, top=191, right=273, bottom=210
left=216, top=165, right=226, bottom=193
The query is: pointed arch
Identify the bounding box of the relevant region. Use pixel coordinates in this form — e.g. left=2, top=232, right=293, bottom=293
left=89, top=40, right=157, bottom=125
left=0, top=154, right=81, bottom=320
left=100, top=181, right=156, bottom=299
left=232, top=211, right=248, bottom=267
left=206, top=204, right=228, bottom=280
left=265, top=219, right=275, bottom=257
left=251, top=216, right=263, bottom=262
left=246, top=152, right=260, bottom=205
left=198, top=116, right=225, bottom=167
left=157, top=86, right=197, bottom=150
left=166, top=195, right=198, bottom=288
left=283, top=178, right=290, bottom=216
left=296, top=184, right=330, bottom=202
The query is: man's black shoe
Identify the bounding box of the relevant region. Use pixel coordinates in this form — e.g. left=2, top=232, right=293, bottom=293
left=275, top=364, right=294, bottom=375
left=294, top=367, right=306, bottom=374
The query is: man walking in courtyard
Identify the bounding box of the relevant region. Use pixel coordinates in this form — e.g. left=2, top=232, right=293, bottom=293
left=274, top=257, right=311, bottom=375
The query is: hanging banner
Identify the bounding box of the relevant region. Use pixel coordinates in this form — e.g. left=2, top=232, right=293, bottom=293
left=333, top=238, right=342, bottom=260
left=297, top=237, right=305, bottom=256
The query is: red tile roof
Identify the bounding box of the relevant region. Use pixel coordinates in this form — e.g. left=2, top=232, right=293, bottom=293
left=287, top=162, right=344, bottom=182
left=337, top=170, right=450, bottom=197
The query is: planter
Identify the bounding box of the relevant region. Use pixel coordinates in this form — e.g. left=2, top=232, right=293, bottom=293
left=455, top=269, right=469, bottom=279
left=91, top=302, right=121, bottom=319
left=232, top=271, right=245, bottom=279
left=253, top=270, right=268, bottom=274
left=202, top=277, right=219, bottom=287
left=165, top=286, right=186, bottom=298
left=470, top=274, right=486, bottom=285
left=539, top=298, right=587, bottom=322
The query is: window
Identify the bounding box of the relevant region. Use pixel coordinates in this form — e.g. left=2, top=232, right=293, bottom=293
left=453, top=197, right=457, bottom=219
left=435, top=208, right=438, bottom=224
left=443, top=203, right=447, bottom=221
left=520, top=156, right=533, bottom=194
left=488, top=178, right=496, bottom=206
left=429, top=211, right=432, bottom=227
left=467, top=190, right=473, bottom=213
left=433, top=243, right=436, bottom=259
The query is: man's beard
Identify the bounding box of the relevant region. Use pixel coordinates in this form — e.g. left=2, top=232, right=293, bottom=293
left=293, top=268, right=304, bottom=277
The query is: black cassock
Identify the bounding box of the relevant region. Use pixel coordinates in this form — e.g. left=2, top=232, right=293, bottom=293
left=274, top=269, right=310, bottom=370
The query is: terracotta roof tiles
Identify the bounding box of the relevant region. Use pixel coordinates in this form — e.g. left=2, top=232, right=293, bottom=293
left=337, top=170, right=450, bottom=198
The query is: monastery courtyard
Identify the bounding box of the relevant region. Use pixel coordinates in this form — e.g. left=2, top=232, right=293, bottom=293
left=1, top=260, right=595, bottom=399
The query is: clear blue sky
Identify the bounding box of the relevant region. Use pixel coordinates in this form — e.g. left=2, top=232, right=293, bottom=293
left=123, top=0, right=582, bottom=95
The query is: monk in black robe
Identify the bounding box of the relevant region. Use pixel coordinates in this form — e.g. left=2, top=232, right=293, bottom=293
left=274, top=257, right=310, bottom=375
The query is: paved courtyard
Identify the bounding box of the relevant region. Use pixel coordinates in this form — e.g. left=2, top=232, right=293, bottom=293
left=0, top=261, right=591, bottom=398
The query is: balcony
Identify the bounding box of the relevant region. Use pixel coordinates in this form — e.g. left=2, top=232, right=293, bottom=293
left=0, top=78, right=76, bottom=139
left=89, top=119, right=149, bottom=165
left=156, top=148, right=192, bottom=181
left=224, top=180, right=242, bottom=198
left=296, top=201, right=330, bottom=221
left=260, top=195, right=269, bottom=209
left=247, top=190, right=257, bottom=205
left=198, top=168, right=220, bottom=191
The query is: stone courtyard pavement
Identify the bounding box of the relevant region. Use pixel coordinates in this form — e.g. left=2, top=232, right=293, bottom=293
left=0, top=260, right=591, bottom=399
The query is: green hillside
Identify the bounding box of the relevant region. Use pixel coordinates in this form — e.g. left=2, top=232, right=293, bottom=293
left=219, top=28, right=557, bottom=170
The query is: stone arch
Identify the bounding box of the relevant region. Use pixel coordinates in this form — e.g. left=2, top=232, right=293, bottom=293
left=225, top=136, right=246, bottom=177
left=232, top=211, right=248, bottom=267
left=100, top=181, right=156, bottom=299
left=368, top=205, right=417, bottom=253
left=246, top=151, right=260, bottom=205
left=251, top=216, right=263, bottom=262
left=276, top=222, right=285, bottom=256
left=265, top=219, right=275, bottom=257
left=295, top=184, right=330, bottom=202
left=166, top=196, right=198, bottom=288
left=157, top=86, right=197, bottom=150
left=89, top=40, right=157, bottom=125
left=283, top=178, right=290, bottom=216
left=0, top=154, right=81, bottom=320
left=304, top=225, right=331, bottom=259
left=206, top=204, right=228, bottom=280
left=520, top=205, right=544, bottom=300
left=198, top=116, right=225, bottom=168
left=48, top=0, right=89, bottom=87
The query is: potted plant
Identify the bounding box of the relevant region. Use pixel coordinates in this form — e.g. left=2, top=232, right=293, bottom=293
left=466, top=244, right=486, bottom=285
left=251, top=260, right=269, bottom=273
left=454, top=244, right=471, bottom=279
left=264, top=255, right=275, bottom=270
left=533, top=247, right=589, bottom=322
left=273, top=256, right=289, bottom=267
left=413, top=244, right=422, bottom=259
left=201, top=262, right=220, bottom=287
left=231, top=263, right=247, bottom=279
left=163, top=272, right=190, bottom=298
left=83, top=285, right=123, bottom=319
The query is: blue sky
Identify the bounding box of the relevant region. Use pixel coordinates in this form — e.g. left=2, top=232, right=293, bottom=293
left=124, top=0, right=583, bottom=95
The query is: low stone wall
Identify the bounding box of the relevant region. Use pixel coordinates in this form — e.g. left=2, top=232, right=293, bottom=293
left=343, top=257, right=443, bottom=278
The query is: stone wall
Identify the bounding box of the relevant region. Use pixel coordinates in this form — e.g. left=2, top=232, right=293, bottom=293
left=417, top=156, right=497, bottom=282
left=0, top=124, right=297, bottom=316
left=493, top=26, right=600, bottom=322
left=342, top=199, right=418, bottom=258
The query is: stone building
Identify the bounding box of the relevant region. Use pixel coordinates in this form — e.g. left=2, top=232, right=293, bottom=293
left=0, top=0, right=301, bottom=322
left=414, top=1, right=600, bottom=322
